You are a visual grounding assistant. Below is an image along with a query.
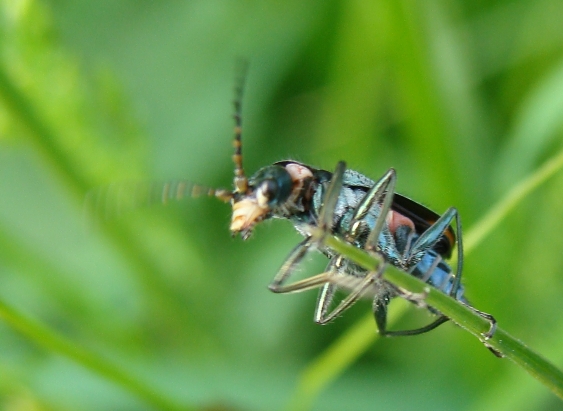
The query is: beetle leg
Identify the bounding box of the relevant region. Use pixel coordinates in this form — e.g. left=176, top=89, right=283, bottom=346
left=346, top=169, right=397, bottom=246
left=317, top=161, right=346, bottom=236
left=268, top=236, right=316, bottom=293
left=403, top=207, right=462, bottom=300
left=380, top=316, right=450, bottom=337
left=458, top=300, right=498, bottom=340
left=315, top=262, right=388, bottom=325
left=268, top=271, right=337, bottom=294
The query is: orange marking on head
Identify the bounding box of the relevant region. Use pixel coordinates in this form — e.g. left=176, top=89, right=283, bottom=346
left=284, top=163, right=314, bottom=201
left=285, top=163, right=313, bottom=183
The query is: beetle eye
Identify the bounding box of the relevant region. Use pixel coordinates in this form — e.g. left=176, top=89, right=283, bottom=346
left=249, top=165, right=292, bottom=208
left=256, top=179, right=278, bottom=207
left=262, top=179, right=278, bottom=199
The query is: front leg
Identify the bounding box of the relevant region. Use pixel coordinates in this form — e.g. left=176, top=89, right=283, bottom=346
left=268, top=236, right=317, bottom=293
left=315, top=261, right=388, bottom=324
left=268, top=161, right=348, bottom=293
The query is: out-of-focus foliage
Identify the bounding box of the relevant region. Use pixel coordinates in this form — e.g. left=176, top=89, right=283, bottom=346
left=0, top=0, right=563, bottom=410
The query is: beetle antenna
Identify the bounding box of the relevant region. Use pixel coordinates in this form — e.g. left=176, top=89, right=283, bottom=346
left=85, top=180, right=233, bottom=221
left=232, top=60, right=249, bottom=195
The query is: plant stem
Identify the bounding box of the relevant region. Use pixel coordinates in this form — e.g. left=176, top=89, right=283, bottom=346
left=464, top=148, right=563, bottom=254
left=321, top=233, right=563, bottom=400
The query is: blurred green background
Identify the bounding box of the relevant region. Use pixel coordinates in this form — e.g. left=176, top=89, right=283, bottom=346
left=1, top=0, right=563, bottom=410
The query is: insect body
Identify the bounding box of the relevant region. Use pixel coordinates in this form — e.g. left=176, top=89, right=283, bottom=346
left=227, top=159, right=478, bottom=336
left=204, top=75, right=497, bottom=339
left=92, top=72, right=496, bottom=341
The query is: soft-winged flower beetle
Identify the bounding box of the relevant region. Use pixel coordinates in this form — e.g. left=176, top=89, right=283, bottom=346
left=89, top=69, right=497, bottom=347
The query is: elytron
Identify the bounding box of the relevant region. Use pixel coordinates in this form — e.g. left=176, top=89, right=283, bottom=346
left=93, top=71, right=497, bottom=342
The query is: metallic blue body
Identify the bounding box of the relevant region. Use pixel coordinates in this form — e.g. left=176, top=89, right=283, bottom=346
left=272, top=164, right=465, bottom=311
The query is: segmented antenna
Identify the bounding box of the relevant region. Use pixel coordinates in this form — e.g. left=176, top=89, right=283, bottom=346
left=85, top=180, right=233, bottom=222
left=158, top=180, right=231, bottom=204
left=233, top=60, right=249, bottom=195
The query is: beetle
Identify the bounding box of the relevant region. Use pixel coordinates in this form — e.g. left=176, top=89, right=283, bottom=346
left=90, top=71, right=496, bottom=342
left=179, top=75, right=497, bottom=340
left=220, top=157, right=495, bottom=337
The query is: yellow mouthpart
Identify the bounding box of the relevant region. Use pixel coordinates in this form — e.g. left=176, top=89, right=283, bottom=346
left=230, top=198, right=269, bottom=233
